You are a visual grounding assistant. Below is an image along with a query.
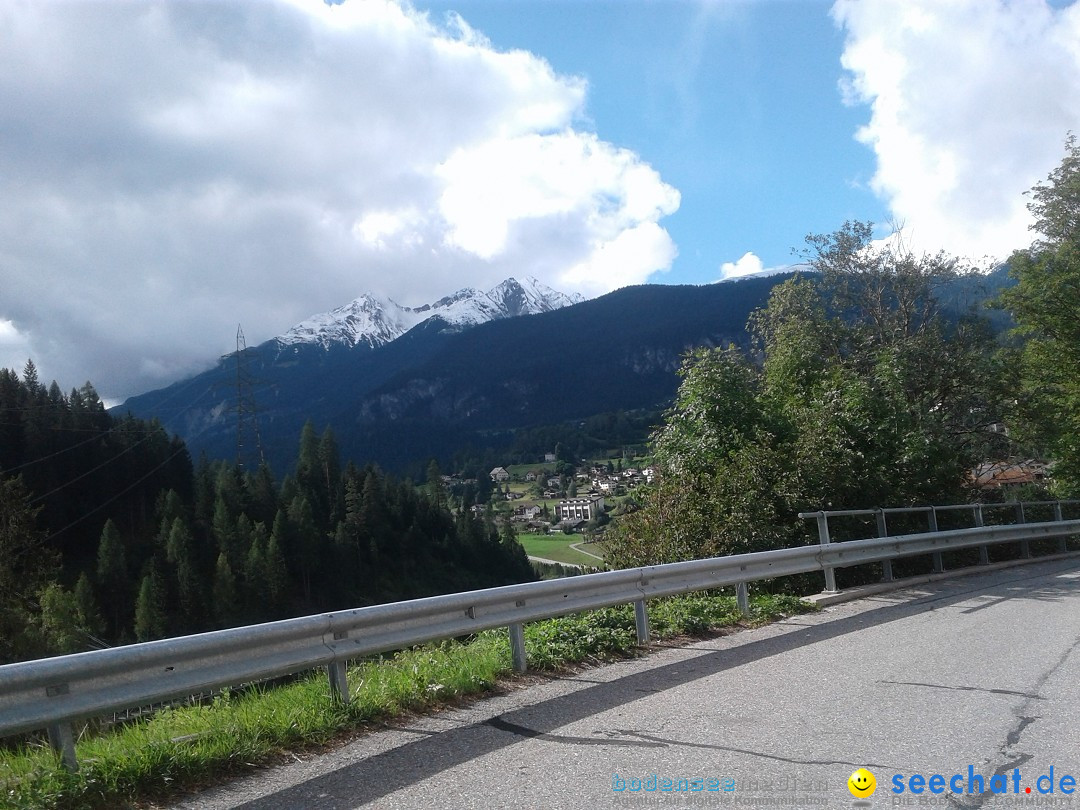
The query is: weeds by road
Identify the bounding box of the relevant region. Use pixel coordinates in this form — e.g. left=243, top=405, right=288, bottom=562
left=0, top=593, right=815, bottom=810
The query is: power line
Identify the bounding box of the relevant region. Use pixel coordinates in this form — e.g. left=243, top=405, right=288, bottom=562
left=42, top=443, right=192, bottom=545
left=28, top=427, right=166, bottom=505
left=4, top=383, right=217, bottom=521
left=1, top=374, right=211, bottom=472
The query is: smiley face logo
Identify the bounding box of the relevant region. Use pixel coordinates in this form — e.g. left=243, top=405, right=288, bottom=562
left=848, top=768, right=876, bottom=798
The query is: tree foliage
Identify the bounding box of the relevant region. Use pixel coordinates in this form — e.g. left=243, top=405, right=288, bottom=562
left=0, top=363, right=536, bottom=662
left=0, top=476, right=58, bottom=660
left=608, top=223, right=1005, bottom=567
left=998, top=135, right=1080, bottom=493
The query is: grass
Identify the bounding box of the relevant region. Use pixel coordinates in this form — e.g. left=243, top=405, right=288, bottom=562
left=0, top=593, right=816, bottom=810
left=516, top=532, right=602, bottom=566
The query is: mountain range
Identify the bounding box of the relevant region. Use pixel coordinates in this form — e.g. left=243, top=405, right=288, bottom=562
left=277, top=277, right=582, bottom=351
left=117, top=268, right=1015, bottom=475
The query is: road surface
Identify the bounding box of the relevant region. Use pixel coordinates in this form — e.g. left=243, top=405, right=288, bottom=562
left=170, top=556, right=1080, bottom=809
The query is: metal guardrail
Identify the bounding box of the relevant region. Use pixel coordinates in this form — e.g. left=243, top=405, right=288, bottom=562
left=799, top=500, right=1080, bottom=591
left=2, top=504, right=1078, bottom=772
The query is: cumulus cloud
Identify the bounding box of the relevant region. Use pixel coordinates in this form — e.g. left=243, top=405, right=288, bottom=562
left=718, top=252, right=766, bottom=280
left=0, top=0, right=679, bottom=398
left=716, top=252, right=795, bottom=281
left=832, top=0, right=1080, bottom=264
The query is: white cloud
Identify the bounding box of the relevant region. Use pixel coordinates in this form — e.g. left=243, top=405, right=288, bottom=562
left=0, top=0, right=679, bottom=398
left=0, top=320, right=33, bottom=378
left=719, top=252, right=766, bottom=280
left=832, top=0, right=1080, bottom=264
left=717, top=252, right=797, bottom=282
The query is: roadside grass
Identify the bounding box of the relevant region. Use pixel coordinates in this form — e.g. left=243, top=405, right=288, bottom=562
left=0, top=593, right=816, bottom=810
left=517, top=532, right=600, bottom=566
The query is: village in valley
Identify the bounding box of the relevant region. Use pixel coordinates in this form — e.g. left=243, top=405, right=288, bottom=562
left=443, top=448, right=1057, bottom=571
left=437, top=451, right=658, bottom=568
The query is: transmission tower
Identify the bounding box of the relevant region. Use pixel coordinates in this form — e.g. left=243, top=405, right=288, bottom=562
left=234, top=324, right=265, bottom=470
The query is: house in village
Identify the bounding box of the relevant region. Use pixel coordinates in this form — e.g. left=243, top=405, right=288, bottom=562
left=513, top=504, right=543, bottom=521
left=490, top=466, right=510, bottom=482
left=971, top=459, right=1050, bottom=490
left=593, top=478, right=619, bottom=493
left=556, top=495, right=606, bottom=525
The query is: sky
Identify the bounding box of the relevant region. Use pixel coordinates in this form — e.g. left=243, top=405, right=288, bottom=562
left=1, top=0, right=1079, bottom=402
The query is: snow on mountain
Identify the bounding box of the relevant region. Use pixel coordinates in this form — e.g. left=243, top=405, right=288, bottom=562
left=487, top=276, right=584, bottom=317
left=277, top=277, right=584, bottom=350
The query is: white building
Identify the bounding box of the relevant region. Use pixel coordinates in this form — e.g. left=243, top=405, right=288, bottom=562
left=557, top=495, right=605, bottom=523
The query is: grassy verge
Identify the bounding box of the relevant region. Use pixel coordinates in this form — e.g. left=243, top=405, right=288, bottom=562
left=0, top=593, right=816, bottom=810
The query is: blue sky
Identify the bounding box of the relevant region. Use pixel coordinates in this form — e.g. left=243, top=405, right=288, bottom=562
left=414, top=0, right=887, bottom=283
left=1, top=0, right=1078, bottom=400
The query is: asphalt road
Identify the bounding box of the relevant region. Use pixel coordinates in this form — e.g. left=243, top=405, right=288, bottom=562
left=170, top=557, right=1080, bottom=810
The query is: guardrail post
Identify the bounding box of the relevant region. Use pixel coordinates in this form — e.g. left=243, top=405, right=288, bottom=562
left=508, top=623, right=527, bottom=673
left=974, top=504, right=989, bottom=565
left=815, top=514, right=839, bottom=593
left=735, top=583, right=750, bottom=617
left=634, top=599, right=651, bottom=644
left=1016, top=503, right=1031, bottom=558
left=327, top=661, right=350, bottom=704
left=876, top=510, right=893, bottom=582
left=1054, top=501, right=1067, bottom=553
left=927, top=509, right=944, bottom=573
left=47, top=721, right=78, bottom=773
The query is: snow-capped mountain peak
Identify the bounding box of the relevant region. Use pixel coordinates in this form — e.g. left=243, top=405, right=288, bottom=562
left=277, top=276, right=583, bottom=350
left=277, top=293, right=413, bottom=350
left=488, top=276, right=584, bottom=316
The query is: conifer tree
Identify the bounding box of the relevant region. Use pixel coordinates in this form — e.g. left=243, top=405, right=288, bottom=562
left=245, top=461, right=278, bottom=527
left=21, top=358, right=40, bottom=392
left=215, top=464, right=246, bottom=516
left=96, top=519, right=129, bottom=638
left=288, top=495, right=321, bottom=606
left=134, top=568, right=168, bottom=642
left=73, top=572, right=105, bottom=639
left=425, top=459, right=447, bottom=508
left=244, top=521, right=269, bottom=617
left=317, top=427, right=343, bottom=527
left=192, top=454, right=216, bottom=528
left=212, top=495, right=242, bottom=571
left=166, top=518, right=204, bottom=632
left=212, top=552, right=239, bottom=629
left=155, top=489, right=187, bottom=539
left=264, top=531, right=290, bottom=618
left=295, top=420, right=321, bottom=503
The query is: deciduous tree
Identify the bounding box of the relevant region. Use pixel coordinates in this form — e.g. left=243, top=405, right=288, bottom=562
left=999, top=136, right=1080, bottom=493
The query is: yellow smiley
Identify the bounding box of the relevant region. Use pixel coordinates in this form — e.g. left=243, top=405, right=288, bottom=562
left=848, top=767, right=877, bottom=798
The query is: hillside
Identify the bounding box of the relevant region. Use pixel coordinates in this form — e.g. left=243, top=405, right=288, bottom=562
left=118, top=267, right=1013, bottom=474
